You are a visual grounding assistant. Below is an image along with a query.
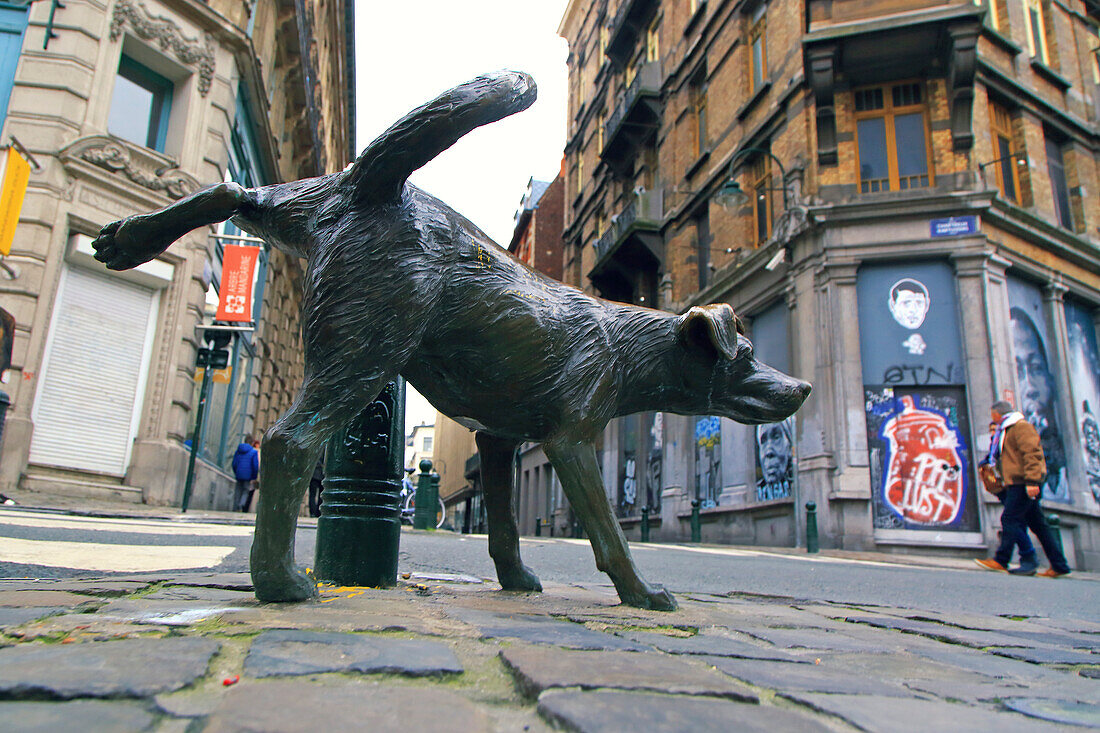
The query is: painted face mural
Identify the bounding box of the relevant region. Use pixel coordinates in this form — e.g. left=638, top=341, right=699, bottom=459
left=755, top=420, right=793, bottom=501
left=888, top=279, right=930, bottom=329
left=880, top=395, right=965, bottom=525
left=1010, top=307, right=1069, bottom=502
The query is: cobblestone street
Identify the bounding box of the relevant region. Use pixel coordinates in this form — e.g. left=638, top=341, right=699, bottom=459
left=2, top=552, right=1098, bottom=731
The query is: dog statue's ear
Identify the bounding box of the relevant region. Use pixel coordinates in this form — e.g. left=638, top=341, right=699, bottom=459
left=679, top=304, right=743, bottom=361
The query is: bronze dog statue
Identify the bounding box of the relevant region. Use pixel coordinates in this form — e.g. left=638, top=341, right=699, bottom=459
left=93, top=71, right=810, bottom=610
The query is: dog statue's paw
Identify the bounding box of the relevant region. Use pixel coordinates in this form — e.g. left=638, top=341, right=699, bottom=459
left=91, top=215, right=169, bottom=271
left=251, top=564, right=319, bottom=603
left=621, top=582, right=678, bottom=612
left=497, top=562, right=543, bottom=593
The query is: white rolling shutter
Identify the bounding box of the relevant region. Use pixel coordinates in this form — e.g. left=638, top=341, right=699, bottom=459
left=30, top=265, right=158, bottom=475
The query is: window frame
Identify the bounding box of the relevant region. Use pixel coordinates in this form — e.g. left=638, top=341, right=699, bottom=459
left=752, top=155, right=772, bottom=244
left=109, top=55, right=173, bottom=152
left=1044, top=133, right=1072, bottom=229
left=748, top=6, right=767, bottom=93
left=690, top=69, right=708, bottom=158
left=988, top=100, right=1021, bottom=203
left=1024, top=0, right=1049, bottom=64
left=646, top=15, right=660, bottom=63
left=852, top=81, right=935, bottom=194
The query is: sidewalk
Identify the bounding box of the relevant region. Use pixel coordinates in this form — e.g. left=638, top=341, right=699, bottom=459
left=2, top=496, right=1100, bottom=730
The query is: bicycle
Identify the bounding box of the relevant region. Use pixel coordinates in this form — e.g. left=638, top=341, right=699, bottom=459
left=400, top=490, right=446, bottom=529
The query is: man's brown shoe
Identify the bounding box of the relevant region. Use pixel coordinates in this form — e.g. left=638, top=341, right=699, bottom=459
left=974, top=558, right=1008, bottom=572
left=1037, top=568, right=1070, bottom=578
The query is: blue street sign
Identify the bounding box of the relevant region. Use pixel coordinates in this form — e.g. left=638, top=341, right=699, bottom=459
left=930, top=216, right=978, bottom=237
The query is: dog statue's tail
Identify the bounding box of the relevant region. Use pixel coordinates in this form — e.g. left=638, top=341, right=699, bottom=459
left=344, top=70, right=536, bottom=203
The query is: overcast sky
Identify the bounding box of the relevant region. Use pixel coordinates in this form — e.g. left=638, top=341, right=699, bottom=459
left=354, top=1, right=571, bottom=432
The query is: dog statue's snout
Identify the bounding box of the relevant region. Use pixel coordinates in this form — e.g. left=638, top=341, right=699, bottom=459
left=796, top=380, right=812, bottom=400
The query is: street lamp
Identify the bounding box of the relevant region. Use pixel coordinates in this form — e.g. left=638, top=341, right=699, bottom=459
left=712, top=147, right=791, bottom=211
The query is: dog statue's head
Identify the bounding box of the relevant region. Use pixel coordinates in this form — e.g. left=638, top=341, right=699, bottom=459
left=678, top=304, right=811, bottom=425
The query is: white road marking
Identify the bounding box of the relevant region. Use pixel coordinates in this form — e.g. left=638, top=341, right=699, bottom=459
left=0, top=510, right=254, bottom=537
left=0, top=536, right=235, bottom=571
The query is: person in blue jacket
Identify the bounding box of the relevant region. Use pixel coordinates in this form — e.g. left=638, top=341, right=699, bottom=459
left=232, top=436, right=260, bottom=512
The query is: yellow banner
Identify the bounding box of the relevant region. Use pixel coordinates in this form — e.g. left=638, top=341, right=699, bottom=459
left=0, top=148, right=31, bottom=257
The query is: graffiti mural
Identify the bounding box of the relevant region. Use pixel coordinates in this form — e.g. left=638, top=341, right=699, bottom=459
left=865, top=387, right=980, bottom=532
left=695, top=416, right=721, bottom=507
left=755, top=419, right=794, bottom=501
left=1064, top=300, right=1100, bottom=505
left=1007, top=278, right=1070, bottom=503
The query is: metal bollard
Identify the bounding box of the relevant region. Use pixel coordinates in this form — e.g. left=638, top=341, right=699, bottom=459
left=413, top=459, right=439, bottom=529
left=314, top=380, right=405, bottom=588
left=1046, top=513, right=1065, bottom=557
left=806, top=501, right=819, bottom=554
left=690, top=499, right=701, bottom=543
left=535, top=516, right=542, bottom=537
left=640, top=505, right=650, bottom=543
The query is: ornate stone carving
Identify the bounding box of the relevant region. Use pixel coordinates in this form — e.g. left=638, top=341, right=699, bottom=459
left=947, top=22, right=980, bottom=152
left=109, top=0, right=215, bottom=96
left=59, top=136, right=200, bottom=200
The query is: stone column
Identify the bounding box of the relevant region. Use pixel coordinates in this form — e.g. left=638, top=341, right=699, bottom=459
left=1044, top=279, right=1086, bottom=507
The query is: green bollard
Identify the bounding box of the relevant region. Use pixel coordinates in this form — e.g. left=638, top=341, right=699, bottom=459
left=314, top=380, right=405, bottom=587
left=640, top=505, right=650, bottom=543
left=690, top=499, right=701, bottom=543
left=1046, top=513, right=1064, bottom=557
left=535, top=517, right=542, bottom=537
left=806, top=501, right=819, bottom=554
left=413, top=458, right=439, bottom=529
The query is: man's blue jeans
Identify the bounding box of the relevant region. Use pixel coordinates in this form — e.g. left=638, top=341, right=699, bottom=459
left=994, top=485, right=1071, bottom=573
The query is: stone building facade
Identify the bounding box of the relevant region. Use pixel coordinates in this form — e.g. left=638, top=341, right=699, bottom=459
left=558, top=0, right=1100, bottom=568
left=0, top=0, right=353, bottom=508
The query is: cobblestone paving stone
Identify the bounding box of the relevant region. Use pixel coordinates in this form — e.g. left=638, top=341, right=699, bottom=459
left=0, top=700, right=157, bottom=731
left=0, top=572, right=1096, bottom=732
left=244, top=629, right=463, bottom=677
left=0, top=637, right=220, bottom=698
left=537, top=689, right=833, bottom=732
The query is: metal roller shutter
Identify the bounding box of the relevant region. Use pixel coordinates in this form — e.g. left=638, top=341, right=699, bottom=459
left=30, top=265, right=158, bottom=475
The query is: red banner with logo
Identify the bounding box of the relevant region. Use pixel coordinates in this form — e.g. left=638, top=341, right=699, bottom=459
left=215, top=244, right=260, bottom=322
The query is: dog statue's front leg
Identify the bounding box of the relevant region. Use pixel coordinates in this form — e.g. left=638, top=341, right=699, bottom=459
left=544, top=440, right=676, bottom=611
left=476, top=431, right=542, bottom=592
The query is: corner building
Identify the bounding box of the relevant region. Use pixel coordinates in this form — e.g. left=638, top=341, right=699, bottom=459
left=558, top=0, right=1100, bottom=568
left=0, top=0, right=353, bottom=508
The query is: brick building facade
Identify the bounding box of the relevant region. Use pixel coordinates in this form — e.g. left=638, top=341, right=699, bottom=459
left=557, top=0, right=1100, bottom=568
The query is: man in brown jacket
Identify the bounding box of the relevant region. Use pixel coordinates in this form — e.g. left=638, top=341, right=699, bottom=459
left=976, top=401, right=1071, bottom=576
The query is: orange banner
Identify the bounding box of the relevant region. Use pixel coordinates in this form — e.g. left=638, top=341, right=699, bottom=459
left=215, top=244, right=260, bottom=322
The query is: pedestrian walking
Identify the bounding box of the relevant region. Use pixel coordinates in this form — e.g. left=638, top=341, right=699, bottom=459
left=232, top=436, right=260, bottom=513
left=978, top=419, right=1037, bottom=566
left=975, top=401, right=1071, bottom=577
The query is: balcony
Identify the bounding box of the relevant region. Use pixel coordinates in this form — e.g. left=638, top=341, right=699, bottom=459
left=600, top=61, right=662, bottom=175
left=605, top=0, right=660, bottom=67
left=589, top=189, right=664, bottom=303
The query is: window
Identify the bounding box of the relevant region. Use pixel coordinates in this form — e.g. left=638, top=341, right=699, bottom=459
left=695, top=207, right=710, bottom=289
left=597, top=111, right=605, bottom=151
left=596, top=208, right=606, bottom=239
left=646, top=16, right=660, bottom=62
left=579, top=57, right=587, bottom=107
left=108, top=56, right=173, bottom=151
left=1044, top=134, right=1072, bottom=228
left=577, top=151, right=584, bottom=195
left=752, top=155, right=772, bottom=244
left=599, top=24, right=609, bottom=59
left=690, top=69, right=707, bottom=157
left=1024, top=0, right=1048, bottom=64
left=749, top=5, right=767, bottom=92
left=989, top=101, right=1021, bottom=203
left=976, top=0, right=1006, bottom=32
left=422, top=435, right=433, bottom=452
left=854, top=82, right=932, bottom=193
